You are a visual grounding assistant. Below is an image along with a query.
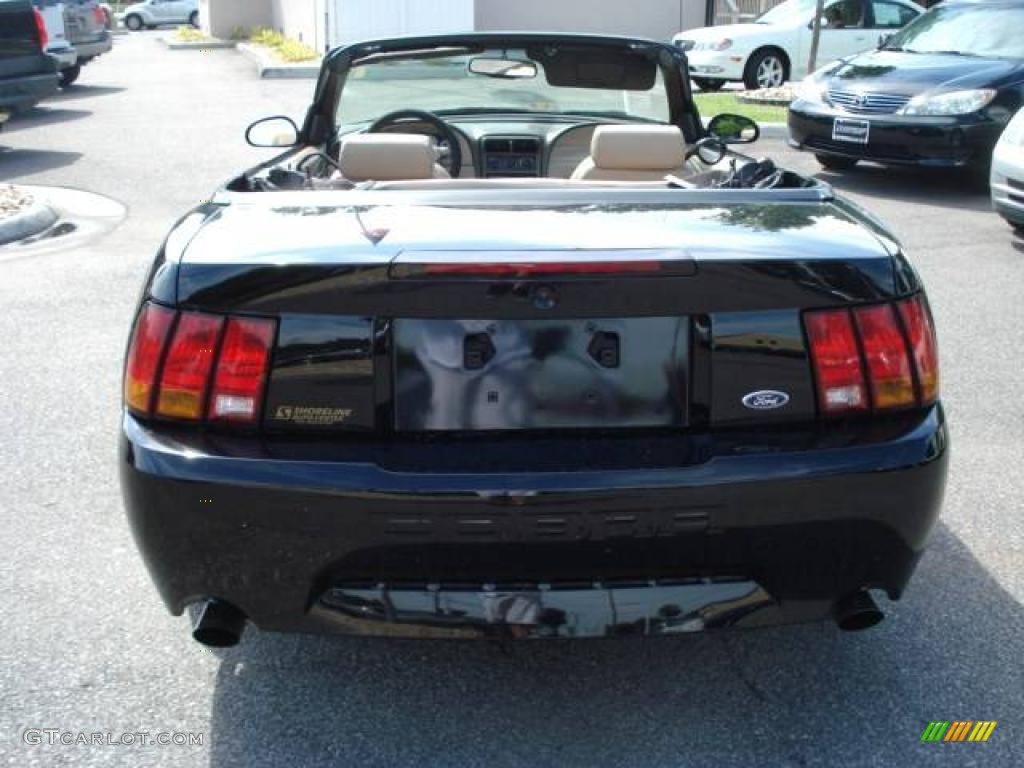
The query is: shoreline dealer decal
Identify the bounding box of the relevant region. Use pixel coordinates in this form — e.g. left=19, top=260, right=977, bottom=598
left=921, top=721, right=997, bottom=742
left=274, top=406, right=353, bottom=426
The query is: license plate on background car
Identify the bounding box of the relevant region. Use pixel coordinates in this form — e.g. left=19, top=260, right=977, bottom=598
left=832, top=118, right=870, bottom=144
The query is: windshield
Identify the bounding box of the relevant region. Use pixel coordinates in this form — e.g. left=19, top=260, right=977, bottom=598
left=884, top=4, right=1024, bottom=58
left=757, top=0, right=815, bottom=25
left=336, top=49, right=671, bottom=128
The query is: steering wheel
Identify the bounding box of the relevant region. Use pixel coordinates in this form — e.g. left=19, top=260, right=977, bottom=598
left=367, top=109, right=463, bottom=178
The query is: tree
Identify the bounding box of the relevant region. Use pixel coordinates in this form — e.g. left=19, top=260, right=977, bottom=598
left=807, top=0, right=826, bottom=75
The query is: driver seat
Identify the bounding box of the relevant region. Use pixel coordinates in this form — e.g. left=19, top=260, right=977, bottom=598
left=338, top=134, right=450, bottom=182
left=571, top=125, right=689, bottom=181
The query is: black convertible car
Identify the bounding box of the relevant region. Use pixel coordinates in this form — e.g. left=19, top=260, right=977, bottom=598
left=120, top=32, right=947, bottom=646
left=789, top=0, right=1024, bottom=173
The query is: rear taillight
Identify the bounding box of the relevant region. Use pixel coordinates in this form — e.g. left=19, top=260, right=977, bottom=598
left=805, top=295, right=939, bottom=417
left=33, top=8, right=48, bottom=49
left=123, top=303, right=276, bottom=426
left=156, top=313, right=224, bottom=420
left=93, top=6, right=106, bottom=25
left=853, top=304, right=915, bottom=410
left=897, top=295, right=939, bottom=405
left=124, top=304, right=175, bottom=415
left=208, top=318, right=276, bottom=423
left=804, top=309, right=868, bottom=415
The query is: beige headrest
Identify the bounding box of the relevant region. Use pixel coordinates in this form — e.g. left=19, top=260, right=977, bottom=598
left=338, top=134, right=441, bottom=181
left=590, top=125, right=686, bottom=171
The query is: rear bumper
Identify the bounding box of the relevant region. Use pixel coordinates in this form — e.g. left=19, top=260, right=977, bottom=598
left=788, top=101, right=1004, bottom=169
left=120, top=407, right=949, bottom=638
left=74, top=32, right=113, bottom=61
left=0, top=72, right=59, bottom=111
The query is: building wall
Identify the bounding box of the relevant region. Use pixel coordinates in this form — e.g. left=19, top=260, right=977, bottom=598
left=271, top=0, right=325, bottom=52
left=474, top=0, right=706, bottom=42
left=200, top=0, right=272, bottom=39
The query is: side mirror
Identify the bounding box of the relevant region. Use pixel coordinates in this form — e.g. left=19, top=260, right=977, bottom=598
left=245, top=116, right=299, bottom=148
left=692, top=136, right=728, bottom=165
left=878, top=33, right=892, bottom=49
left=706, top=113, right=760, bottom=144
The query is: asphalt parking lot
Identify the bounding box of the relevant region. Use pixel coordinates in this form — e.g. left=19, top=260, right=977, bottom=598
left=1, top=32, right=1022, bottom=768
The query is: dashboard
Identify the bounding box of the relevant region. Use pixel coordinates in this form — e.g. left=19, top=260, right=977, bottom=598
left=371, top=115, right=609, bottom=179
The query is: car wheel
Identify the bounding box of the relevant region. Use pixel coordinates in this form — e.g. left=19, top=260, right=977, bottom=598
left=744, top=49, right=787, bottom=90
left=189, top=11, right=199, bottom=28
left=125, top=14, right=143, bottom=31
left=815, top=154, right=859, bottom=171
left=694, top=78, right=726, bottom=92
left=59, top=64, right=81, bottom=88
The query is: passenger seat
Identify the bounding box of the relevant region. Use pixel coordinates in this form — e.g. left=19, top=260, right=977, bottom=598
left=338, top=134, right=450, bottom=182
left=571, top=125, right=689, bottom=181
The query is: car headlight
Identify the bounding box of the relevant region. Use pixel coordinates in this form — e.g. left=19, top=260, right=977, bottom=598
left=695, top=38, right=732, bottom=52
left=794, top=75, right=827, bottom=105
left=898, top=89, right=997, bottom=116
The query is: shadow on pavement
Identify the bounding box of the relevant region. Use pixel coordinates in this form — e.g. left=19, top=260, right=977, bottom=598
left=50, top=84, right=126, bottom=103
left=0, top=147, right=83, bottom=178
left=815, top=164, right=993, bottom=212
left=206, top=524, right=1022, bottom=767
left=0, top=107, right=92, bottom=134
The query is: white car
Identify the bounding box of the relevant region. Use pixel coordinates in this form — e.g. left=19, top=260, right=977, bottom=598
left=674, top=0, right=921, bottom=91
left=992, top=109, right=1024, bottom=235
left=120, top=0, right=197, bottom=31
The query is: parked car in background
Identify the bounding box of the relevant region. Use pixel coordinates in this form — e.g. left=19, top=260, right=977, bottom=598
left=789, top=0, right=1024, bottom=174
left=0, top=0, right=59, bottom=117
left=674, top=0, right=921, bottom=91
left=992, top=108, right=1024, bottom=233
left=31, top=1, right=78, bottom=82
left=32, top=1, right=111, bottom=86
left=62, top=0, right=112, bottom=84
left=120, top=0, right=197, bottom=31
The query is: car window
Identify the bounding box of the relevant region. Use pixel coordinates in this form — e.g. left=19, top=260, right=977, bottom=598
left=824, top=0, right=864, bottom=29
left=870, top=1, right=916, bottom=29
left=885, top=4, right=1024, bottom=59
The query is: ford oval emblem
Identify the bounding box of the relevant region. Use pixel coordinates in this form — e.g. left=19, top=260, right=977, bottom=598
left=742, top=390, right=790, bottom=410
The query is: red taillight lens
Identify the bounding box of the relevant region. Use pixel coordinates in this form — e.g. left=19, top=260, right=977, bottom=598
left=853, top=304, right=915, bottom=410
left=156, top=313, right=224, bottom=420
left=93, top=6, right=106, bottom=24
left=124, top=303, right=175, bottom=415
left=805, top=309, right=868, bottom=415
left=208, top=317, right=276, bottom=423
left=897, top=295, right=939, bottom=405
left=33, top=9, right=48, bottom=49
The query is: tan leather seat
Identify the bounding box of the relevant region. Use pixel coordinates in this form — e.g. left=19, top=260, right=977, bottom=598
left=571, top=125, right=689, bottom=181
left=338, top=134, right=450, bottom=182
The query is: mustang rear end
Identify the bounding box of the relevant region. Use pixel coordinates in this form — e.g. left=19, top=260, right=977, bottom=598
left=120, top=189, right=947, bottom=645
left=119, top=33, right=947, bottom=646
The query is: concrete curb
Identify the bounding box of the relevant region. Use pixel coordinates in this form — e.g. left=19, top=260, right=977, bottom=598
left=160, top=36, right=236, bottom=51
left=237, top=42, right=320, bottom=79
left=0, top=197, right=58, bottom=246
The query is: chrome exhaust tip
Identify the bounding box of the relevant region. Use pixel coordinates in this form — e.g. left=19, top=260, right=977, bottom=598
left=190, top=599, right=246, bottom=647
left=833, top=591, right=884, bottom=631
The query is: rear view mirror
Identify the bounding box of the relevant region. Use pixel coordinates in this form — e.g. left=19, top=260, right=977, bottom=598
left=707, top=113, right=760, bottom=144
left=245, top=116, right=299, bottom=148
left=468, top=56, right=538, bottom=79
left=878, top=33, right=893, bottom=48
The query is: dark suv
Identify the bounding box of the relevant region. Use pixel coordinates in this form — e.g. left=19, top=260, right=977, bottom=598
left=0, top=0, right=59, bottom=117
